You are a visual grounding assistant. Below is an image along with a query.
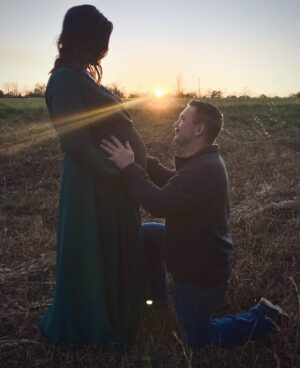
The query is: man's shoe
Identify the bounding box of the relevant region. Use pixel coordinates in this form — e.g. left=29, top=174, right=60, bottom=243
left=258, top=297, right=290, bottom=325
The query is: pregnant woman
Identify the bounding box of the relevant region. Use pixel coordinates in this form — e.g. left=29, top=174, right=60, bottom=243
left=40, top=5, right=148, bottom=347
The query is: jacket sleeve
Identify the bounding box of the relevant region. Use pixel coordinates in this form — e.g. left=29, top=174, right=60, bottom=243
left=122, top=162, right=207, bottom=217
left=47, top=69, right=121, bottom=182
left=146, top=156, right=176, bottom=187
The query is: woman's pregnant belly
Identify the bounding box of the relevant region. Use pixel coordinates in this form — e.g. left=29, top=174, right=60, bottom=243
left=91, top=121, right=147, bottom=169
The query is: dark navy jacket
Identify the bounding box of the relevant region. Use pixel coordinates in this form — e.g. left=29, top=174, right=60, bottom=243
left=122, top=145, right=234, bottom=288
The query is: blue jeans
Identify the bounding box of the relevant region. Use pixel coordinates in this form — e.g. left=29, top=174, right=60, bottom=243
left=174, top=281, right=275, bottom=348
left=142, top=222, right=275, bottom=348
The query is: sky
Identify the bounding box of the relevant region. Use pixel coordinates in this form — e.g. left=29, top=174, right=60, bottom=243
left=0, top=0, right=299, bottom=96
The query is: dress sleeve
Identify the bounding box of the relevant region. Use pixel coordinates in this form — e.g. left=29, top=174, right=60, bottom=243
left=47, top=69, right=121, bottom=183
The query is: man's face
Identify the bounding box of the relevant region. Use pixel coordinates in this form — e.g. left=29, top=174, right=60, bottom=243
left=173, top=104, right=200, bottom=146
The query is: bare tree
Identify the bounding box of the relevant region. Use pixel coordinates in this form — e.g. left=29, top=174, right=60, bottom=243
left=106, top=82, right=125, bottom=98
left=241, top=86, right=252, bottom=98
left=290, top=91, right=300, bottom=98
left=3, top=82, right=20, bottom=97
left=175, top=73, right=184, bottom=97
left=33, top=83, right=46, bottom=97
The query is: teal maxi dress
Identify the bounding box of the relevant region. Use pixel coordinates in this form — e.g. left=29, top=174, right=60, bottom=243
left=40, top=67, right=148, bottom=346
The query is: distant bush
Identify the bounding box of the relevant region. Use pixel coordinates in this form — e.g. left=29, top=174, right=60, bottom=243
left=5, top=92, right=22, bottom=98
left=211, top=90, right=223, bottom=98
left=174, top=91, right=197, bottom=98
left=128, top=92, right=141, bottom=98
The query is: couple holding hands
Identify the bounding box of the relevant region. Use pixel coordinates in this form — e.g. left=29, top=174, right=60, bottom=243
left=41, top=5, right=284, bottom=349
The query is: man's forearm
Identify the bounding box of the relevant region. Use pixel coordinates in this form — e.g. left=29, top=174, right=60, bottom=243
left=122, top=162, right=196, bottom=217
left=123, top=162, right=165, bottom=216
left=147, top=156, right=175, bottom=187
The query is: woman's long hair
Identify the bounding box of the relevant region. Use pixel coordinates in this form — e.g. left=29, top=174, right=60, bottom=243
left=52, top=5, right=113, bottom=84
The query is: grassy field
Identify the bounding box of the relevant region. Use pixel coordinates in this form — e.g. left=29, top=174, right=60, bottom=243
left=0, top=97, right=299, bottom=367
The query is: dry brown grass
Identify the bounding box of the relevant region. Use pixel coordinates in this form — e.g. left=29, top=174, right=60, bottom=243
left=0, top=97, right=299, bottom=367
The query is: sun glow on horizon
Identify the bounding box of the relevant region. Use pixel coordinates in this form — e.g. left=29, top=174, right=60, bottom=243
left=154, top=89, right=165, bottom=98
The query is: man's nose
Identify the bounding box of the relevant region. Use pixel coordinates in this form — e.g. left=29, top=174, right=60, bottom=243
left=174, top=119, right=178, bottom=128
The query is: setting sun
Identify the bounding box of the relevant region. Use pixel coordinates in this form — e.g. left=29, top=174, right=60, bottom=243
left=154, top=89, right=165, bottom=98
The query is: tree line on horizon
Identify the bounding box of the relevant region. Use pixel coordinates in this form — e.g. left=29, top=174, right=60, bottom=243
left=0, top=81, right=299, bottom=99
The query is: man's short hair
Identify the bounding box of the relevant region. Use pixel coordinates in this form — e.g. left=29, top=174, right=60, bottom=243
left=189, top=100, right=224, bottom=143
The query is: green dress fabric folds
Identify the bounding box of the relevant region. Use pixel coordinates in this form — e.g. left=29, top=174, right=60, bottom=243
left=40, top=67, right=148, bottom=346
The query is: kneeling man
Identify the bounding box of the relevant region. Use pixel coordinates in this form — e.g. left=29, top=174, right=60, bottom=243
left=101, top=100, right=284, bottom=348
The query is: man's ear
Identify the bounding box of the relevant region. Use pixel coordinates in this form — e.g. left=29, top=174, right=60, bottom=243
left=194, top=122, right=206, bottom=137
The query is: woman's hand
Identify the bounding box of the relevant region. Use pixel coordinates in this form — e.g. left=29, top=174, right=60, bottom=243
left=100, top=136, right=135, bottom=169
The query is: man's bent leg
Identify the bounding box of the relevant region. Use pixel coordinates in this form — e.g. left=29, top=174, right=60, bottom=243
left=210, top=303, right=275, bottom=347
left=174, top=281, right=227, bottom=347
left=174, top=281, right=275, bottom=348
left=142, top=222, right=168, bottom=304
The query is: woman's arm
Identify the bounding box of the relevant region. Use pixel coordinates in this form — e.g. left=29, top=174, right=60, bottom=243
left=47, top=69, right=121, bottom=183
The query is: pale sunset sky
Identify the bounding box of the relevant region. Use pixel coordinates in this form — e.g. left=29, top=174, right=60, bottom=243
left=0, top=0, right=299, bottom=96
